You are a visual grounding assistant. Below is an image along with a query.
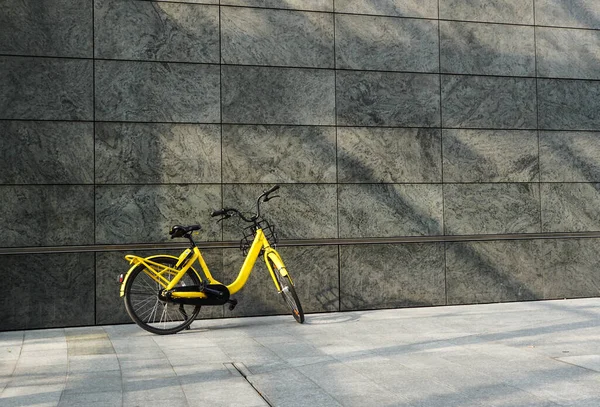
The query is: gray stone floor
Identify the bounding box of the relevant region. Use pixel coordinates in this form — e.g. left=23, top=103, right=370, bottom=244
left=1, top=298, right=599, bottom=407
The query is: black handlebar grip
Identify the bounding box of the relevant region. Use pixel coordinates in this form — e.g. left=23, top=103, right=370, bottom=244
left=266, top=185, right=280, bottom=194
left=211, top=209, right=226, bottom=217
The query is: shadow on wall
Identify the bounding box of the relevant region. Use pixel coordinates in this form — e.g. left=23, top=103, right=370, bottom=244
left=100, top=0, right=600, bottom=314
left=4, top=0, right=600, bottom=329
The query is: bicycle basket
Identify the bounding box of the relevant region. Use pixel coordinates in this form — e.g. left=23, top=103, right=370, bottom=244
left=240, top=219, right=277, bottom=255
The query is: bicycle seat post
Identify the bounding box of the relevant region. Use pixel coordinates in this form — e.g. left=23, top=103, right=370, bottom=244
left=186, top=234, right=196, bottom=248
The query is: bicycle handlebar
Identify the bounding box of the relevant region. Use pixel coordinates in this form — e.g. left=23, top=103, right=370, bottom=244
left=211, top=185, right=280, bottom=223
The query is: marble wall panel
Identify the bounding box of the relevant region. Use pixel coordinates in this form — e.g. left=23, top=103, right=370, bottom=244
left=0, top=121, right=93, bottom=184
left=222, top=184, right=338, bottom=240
left=446, top=241, right=543, bottom=305
left=222, top=245, right=339, bottom=318
left=442, top=129, right=539, bottom=182
left=95, top=0, right=219, bottom=63
left=335, top=0, right=438, bottom=18
left=0, top=253, right=95, bottom=330
left=95, top=185, right=221, bottom=244
left=537, top=27, right=600, bottom=80
left=221, top=0, right=332, bottom=12
left=221, top=249, right=290, bottom=318
left=95, top=60, right=220, bottom=123
left=96, top=249, right=224, bottom=325
left=444, top=184, right=541, bottom=235
left=221, top=66, right=335, bottom=125
left=222, top=125, right=336, bottom=183
left=338, top=184, right=443, bottom=238
left=150, top=0, right=218, bottom=3
left=0, top=186, right=94, bottom=248
left=95, top=123, right=221, bottom=184
left=541, top=183, right=600, bottom=232
left=540, top=239, right=600, bottom=299
left=340, top=244, right=445, bottom=311
left=439, top=0, right=534, bottom=24
left=442, top=75, right=537, bottom=129
left=337, top=127, right=442, bottom=183
left=539, top=79, right=600, bottom=131
left=440, top=21, right=535, bottom=77
left=540, top=131, right=600, bottom=182
left=536, top=0, right=600, bottom=29
left=335, top=14, right=438, bottom=72
left=0, top=0, right=92, bottom=58
left=0, top=57, right=93, bottom=121
left=221, top=7, right=334, bottom=68
left=336, top=71, right=440, bottom=127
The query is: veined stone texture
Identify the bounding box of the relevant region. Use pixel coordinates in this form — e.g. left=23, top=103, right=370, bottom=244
left=95, top=123, right=221, bottom=184
left=95, top=60, right=220, bottom=123
left=442, top=75, right=537, bottom=129
left=540, top=131, right=600, bottom=182
left=95, top=0, right=219, bottom=63
left=440, top=21, right=535, bottom=76
left=338, top=184, right=443, bottom=238
left=222, top=65, right=335, bottom=125
left=439, top=0, right=534, bottom=24
left=446, top=240, right=543, bottom=304
left=337, top=71, right=440, bottom=127
left=335, top=14, right=438, bottom=72
left=0, top=121, right=93, bottom=184
left=442, top=129, right=539, bottom=182
left=0, top=186, right=94, bottom=247
left=340, top=244, right=445, bottom=310
left=541, top=183, right=600, bottom=232
left=0, top=56, right=93, bottom=120
left=0, top=0, right=92, bottom=57
left=95, top=185, right=222, bottom=244
left=536, top=0, right=600, bottom=29
left=222, top=184, right=338, bottom=240
left=221, top=7, right=334, bottom=68
left=338, top=127, right=441, bottom=183
left=0, top=253, right=95, bottom=330
left=335, top=0, right=438, bottom=18
left=537, top=27, right=600, bottom=80
left=539, top=79, right=600, bottom=130
left=222, top=125, right=336, bottom=183
left=221, top=0, right=332, bottom=12
left=152, top=0, right=218, bottom=4
left=540, top=239, right=600, bottom=298
left=444, top=184, right=541, bottom=235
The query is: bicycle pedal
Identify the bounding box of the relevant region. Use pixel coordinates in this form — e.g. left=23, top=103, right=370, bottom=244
left=227, top=299, right=238, bottom=311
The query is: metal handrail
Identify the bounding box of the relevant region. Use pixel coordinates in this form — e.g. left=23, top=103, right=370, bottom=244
left=2, top=231, right=600, bottom=255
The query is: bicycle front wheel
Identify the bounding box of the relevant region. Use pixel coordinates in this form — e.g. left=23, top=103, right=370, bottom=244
left=123, top=256, right=201, bottom=335
left=270, top=261, right=304, bottom=324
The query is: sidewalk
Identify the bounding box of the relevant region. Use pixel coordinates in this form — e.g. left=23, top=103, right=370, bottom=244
left=1, top=298, right=599, bottom=407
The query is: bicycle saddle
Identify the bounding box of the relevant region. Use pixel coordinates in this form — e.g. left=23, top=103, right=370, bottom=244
left=169, top=224, right=201, bottom=238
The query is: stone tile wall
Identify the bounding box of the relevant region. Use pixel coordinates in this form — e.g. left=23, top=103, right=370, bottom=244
left=1, top=0, right=600, bottom=330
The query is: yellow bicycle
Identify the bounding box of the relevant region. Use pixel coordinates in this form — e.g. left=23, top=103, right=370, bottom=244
left=119, top=185, right=304, bottom=335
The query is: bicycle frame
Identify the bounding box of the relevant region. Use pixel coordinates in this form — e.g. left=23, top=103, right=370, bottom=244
left=119, top=228, right=289, bottom=299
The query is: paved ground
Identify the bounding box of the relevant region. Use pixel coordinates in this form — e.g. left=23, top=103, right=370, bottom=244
left=0, top=298, right=599, bottom=407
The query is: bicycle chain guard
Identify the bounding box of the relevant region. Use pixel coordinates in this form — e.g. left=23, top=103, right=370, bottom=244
left=167, top=284, right=231, bottom=306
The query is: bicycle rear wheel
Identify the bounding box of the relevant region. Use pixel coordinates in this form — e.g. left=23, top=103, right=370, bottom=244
left=123, top=256, right=201, bottom=335
left=270, top=261, right=304, bottom=324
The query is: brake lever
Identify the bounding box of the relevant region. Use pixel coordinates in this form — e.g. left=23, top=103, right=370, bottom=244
left=216, top=213, right=232, bottom=223
left=264, top=194, right=280, bottom=202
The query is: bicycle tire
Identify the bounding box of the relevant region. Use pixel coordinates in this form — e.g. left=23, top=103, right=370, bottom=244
left=123, top=256, right=201, bottom=335
left=270, top=261, right=305, bottom=324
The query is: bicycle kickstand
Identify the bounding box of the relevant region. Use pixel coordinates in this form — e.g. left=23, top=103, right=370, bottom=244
left=227, top=299, right=238, bottom=311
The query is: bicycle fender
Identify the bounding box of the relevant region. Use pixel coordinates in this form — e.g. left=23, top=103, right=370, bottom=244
left=264, top=249, right=290, bottom=290
left=119, top=255, right=202, bottom=297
